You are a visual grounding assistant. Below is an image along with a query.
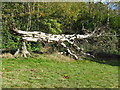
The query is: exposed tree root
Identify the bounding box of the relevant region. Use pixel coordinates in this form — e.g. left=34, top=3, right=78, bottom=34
left=14, top=40, right=31, bottom=57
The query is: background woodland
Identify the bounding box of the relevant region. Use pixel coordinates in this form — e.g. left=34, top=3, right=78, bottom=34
left=1, top=2, right=120, bottom=56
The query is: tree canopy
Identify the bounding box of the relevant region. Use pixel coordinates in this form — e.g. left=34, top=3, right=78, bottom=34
left=2, top=2, right=120, bottom=55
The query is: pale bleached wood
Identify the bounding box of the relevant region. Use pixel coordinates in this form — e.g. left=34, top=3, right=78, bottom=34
left=10, top=24, right=105, bottom=59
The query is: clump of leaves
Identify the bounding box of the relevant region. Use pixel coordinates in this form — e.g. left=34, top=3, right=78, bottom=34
left=40, top=19, right=62, bottom=34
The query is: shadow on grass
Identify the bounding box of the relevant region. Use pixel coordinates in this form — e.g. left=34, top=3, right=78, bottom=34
left=88, top=52, right=120, bottom=66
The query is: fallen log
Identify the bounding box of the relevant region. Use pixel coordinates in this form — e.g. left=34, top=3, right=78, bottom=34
left=9, top=23, right=105, bottom=59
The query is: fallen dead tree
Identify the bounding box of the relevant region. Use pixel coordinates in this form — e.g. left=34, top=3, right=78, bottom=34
left=9, top=23, right=106, bottom=59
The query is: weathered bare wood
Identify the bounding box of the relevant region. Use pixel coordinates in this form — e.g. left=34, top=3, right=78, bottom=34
left=9, top=23, right=105, bottom=59
left=60, top=42, right=78, bottom=59
left=14, top=38, right=31, bottom=57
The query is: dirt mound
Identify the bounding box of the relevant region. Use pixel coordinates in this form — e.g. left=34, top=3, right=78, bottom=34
left=0, top=53, right=14, bottom=58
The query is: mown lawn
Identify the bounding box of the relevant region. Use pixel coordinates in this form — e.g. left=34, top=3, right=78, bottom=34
left=2, top=53, right=119, bottom=88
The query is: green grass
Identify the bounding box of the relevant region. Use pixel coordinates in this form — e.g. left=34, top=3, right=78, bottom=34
left=2, top=53, right=119, bottom=88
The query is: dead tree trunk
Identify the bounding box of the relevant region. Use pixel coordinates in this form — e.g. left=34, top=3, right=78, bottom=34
left=9, top=23, right=105, bottom=59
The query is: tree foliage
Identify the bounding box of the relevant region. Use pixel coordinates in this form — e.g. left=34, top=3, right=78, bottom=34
left=2, top=2, right=120, bottom=55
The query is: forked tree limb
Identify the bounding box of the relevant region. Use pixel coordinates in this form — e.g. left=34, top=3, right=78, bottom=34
left=60, top=42, right=78, bottom=59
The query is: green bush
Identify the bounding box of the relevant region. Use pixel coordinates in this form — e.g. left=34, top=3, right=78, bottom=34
left=39, top=19, right=62, bottom=34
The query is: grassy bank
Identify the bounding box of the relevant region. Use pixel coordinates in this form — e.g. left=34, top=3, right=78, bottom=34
left=2, top=53, right=119, bottom=88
